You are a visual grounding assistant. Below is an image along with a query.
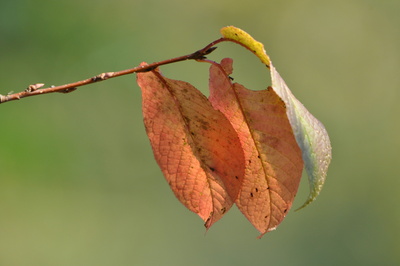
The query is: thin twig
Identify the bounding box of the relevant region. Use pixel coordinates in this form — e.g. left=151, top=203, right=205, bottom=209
left=0, top=38, right=226, bottom=105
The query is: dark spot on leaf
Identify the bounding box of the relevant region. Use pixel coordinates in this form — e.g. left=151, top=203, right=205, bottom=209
left=221, top=207, right=226, bottom=214
left=204, top=212, right=213, bottom=228
left=255, top=188, right=258, bottom=192
left=198, top=119, right=210, bottom=131
left=257, top=155, right=261, bottom=159
left=266, top=186, right=270, bottom=190
left=264, top=215, right=268, bottom=219
left=279, top=98, right=286, bottom=108
left=284, top=209, right=288, bottom=213
left=191, top=132, right=195, bottom=136
left=235, top=176, right=239, bottom=179
left=209, top=167, right=215, bottom=172
left=229, top=76, right=234, bottom=81
left=250, top=192, right=253, bottom=197
left=248, top=160, right=252, bottom=164
left=182, top=115, right=190, bottom=123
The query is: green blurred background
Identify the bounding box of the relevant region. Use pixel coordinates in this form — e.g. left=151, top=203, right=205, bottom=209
left=1, top=0, right=399, bottom=265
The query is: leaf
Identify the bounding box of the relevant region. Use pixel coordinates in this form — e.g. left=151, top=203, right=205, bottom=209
left=270, top=67, right=332, bottom=209
left=209, top=58, right=304, bottom=237
left=221, top=26, right=332, bottom=209
left=220, top=27, right=271, bottom=67
left=136, top=64, right=245, bottom=229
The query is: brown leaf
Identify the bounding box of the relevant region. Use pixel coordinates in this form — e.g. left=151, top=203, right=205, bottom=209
left=208, top=58, right=304, bottom=237
left=137, top=63, right=245, bottom=229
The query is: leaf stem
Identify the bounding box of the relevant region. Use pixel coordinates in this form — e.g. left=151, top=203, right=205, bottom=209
left=0, top=38, right=226, bottom=105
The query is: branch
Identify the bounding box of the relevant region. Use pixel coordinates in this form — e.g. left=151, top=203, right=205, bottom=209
left=0, top=38, right=225, bottom=105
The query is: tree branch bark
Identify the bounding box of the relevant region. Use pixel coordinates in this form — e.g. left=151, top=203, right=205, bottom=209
left=0, top=38, right=225, bottom=104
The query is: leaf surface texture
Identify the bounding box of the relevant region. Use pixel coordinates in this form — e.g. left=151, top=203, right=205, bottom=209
left=137, top=64, right=245, bottom=228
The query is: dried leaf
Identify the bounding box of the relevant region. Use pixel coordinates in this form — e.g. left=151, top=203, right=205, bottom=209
left=137, top=64, right=245, bottom=228
left=221, top=26, right=332, bottom=209
left=209, top=58, right=304, bottom=237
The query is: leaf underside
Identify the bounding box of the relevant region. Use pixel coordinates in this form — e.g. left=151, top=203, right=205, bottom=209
left=270, top=66, right=332, bottom=209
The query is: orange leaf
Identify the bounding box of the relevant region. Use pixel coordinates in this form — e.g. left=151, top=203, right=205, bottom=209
left=137, top=64, right=245, bottom=229
left=208, top=58, right=304, bottom=237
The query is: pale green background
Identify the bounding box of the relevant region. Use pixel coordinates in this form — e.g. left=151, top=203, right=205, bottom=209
left=1, top=0, right=399, bottom=265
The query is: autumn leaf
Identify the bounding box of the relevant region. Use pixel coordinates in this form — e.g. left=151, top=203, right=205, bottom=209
left=209, top=58, right=304, bottom=237
left=221, top=26, right=332, bottom=209
left=136, top=64, right=245, bottom=228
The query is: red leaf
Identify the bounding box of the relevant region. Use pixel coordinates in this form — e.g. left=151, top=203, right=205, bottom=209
left=208, top=58, right=304, bottom=237
left=137, top=64, right=245, bottom=228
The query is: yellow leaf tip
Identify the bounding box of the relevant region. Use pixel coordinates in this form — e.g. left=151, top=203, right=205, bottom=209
left=220, top=26, right=271, bottom=67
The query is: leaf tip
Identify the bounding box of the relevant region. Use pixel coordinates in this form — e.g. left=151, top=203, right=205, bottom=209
left=256, top=226, right=278, bottom=239
left=296, top=148, right=332, bottom=211
left=295, top=196, right=315, bottom=211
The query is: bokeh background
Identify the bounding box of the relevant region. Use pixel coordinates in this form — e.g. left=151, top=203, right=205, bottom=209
left=1, top=0, right=399, bottom=265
